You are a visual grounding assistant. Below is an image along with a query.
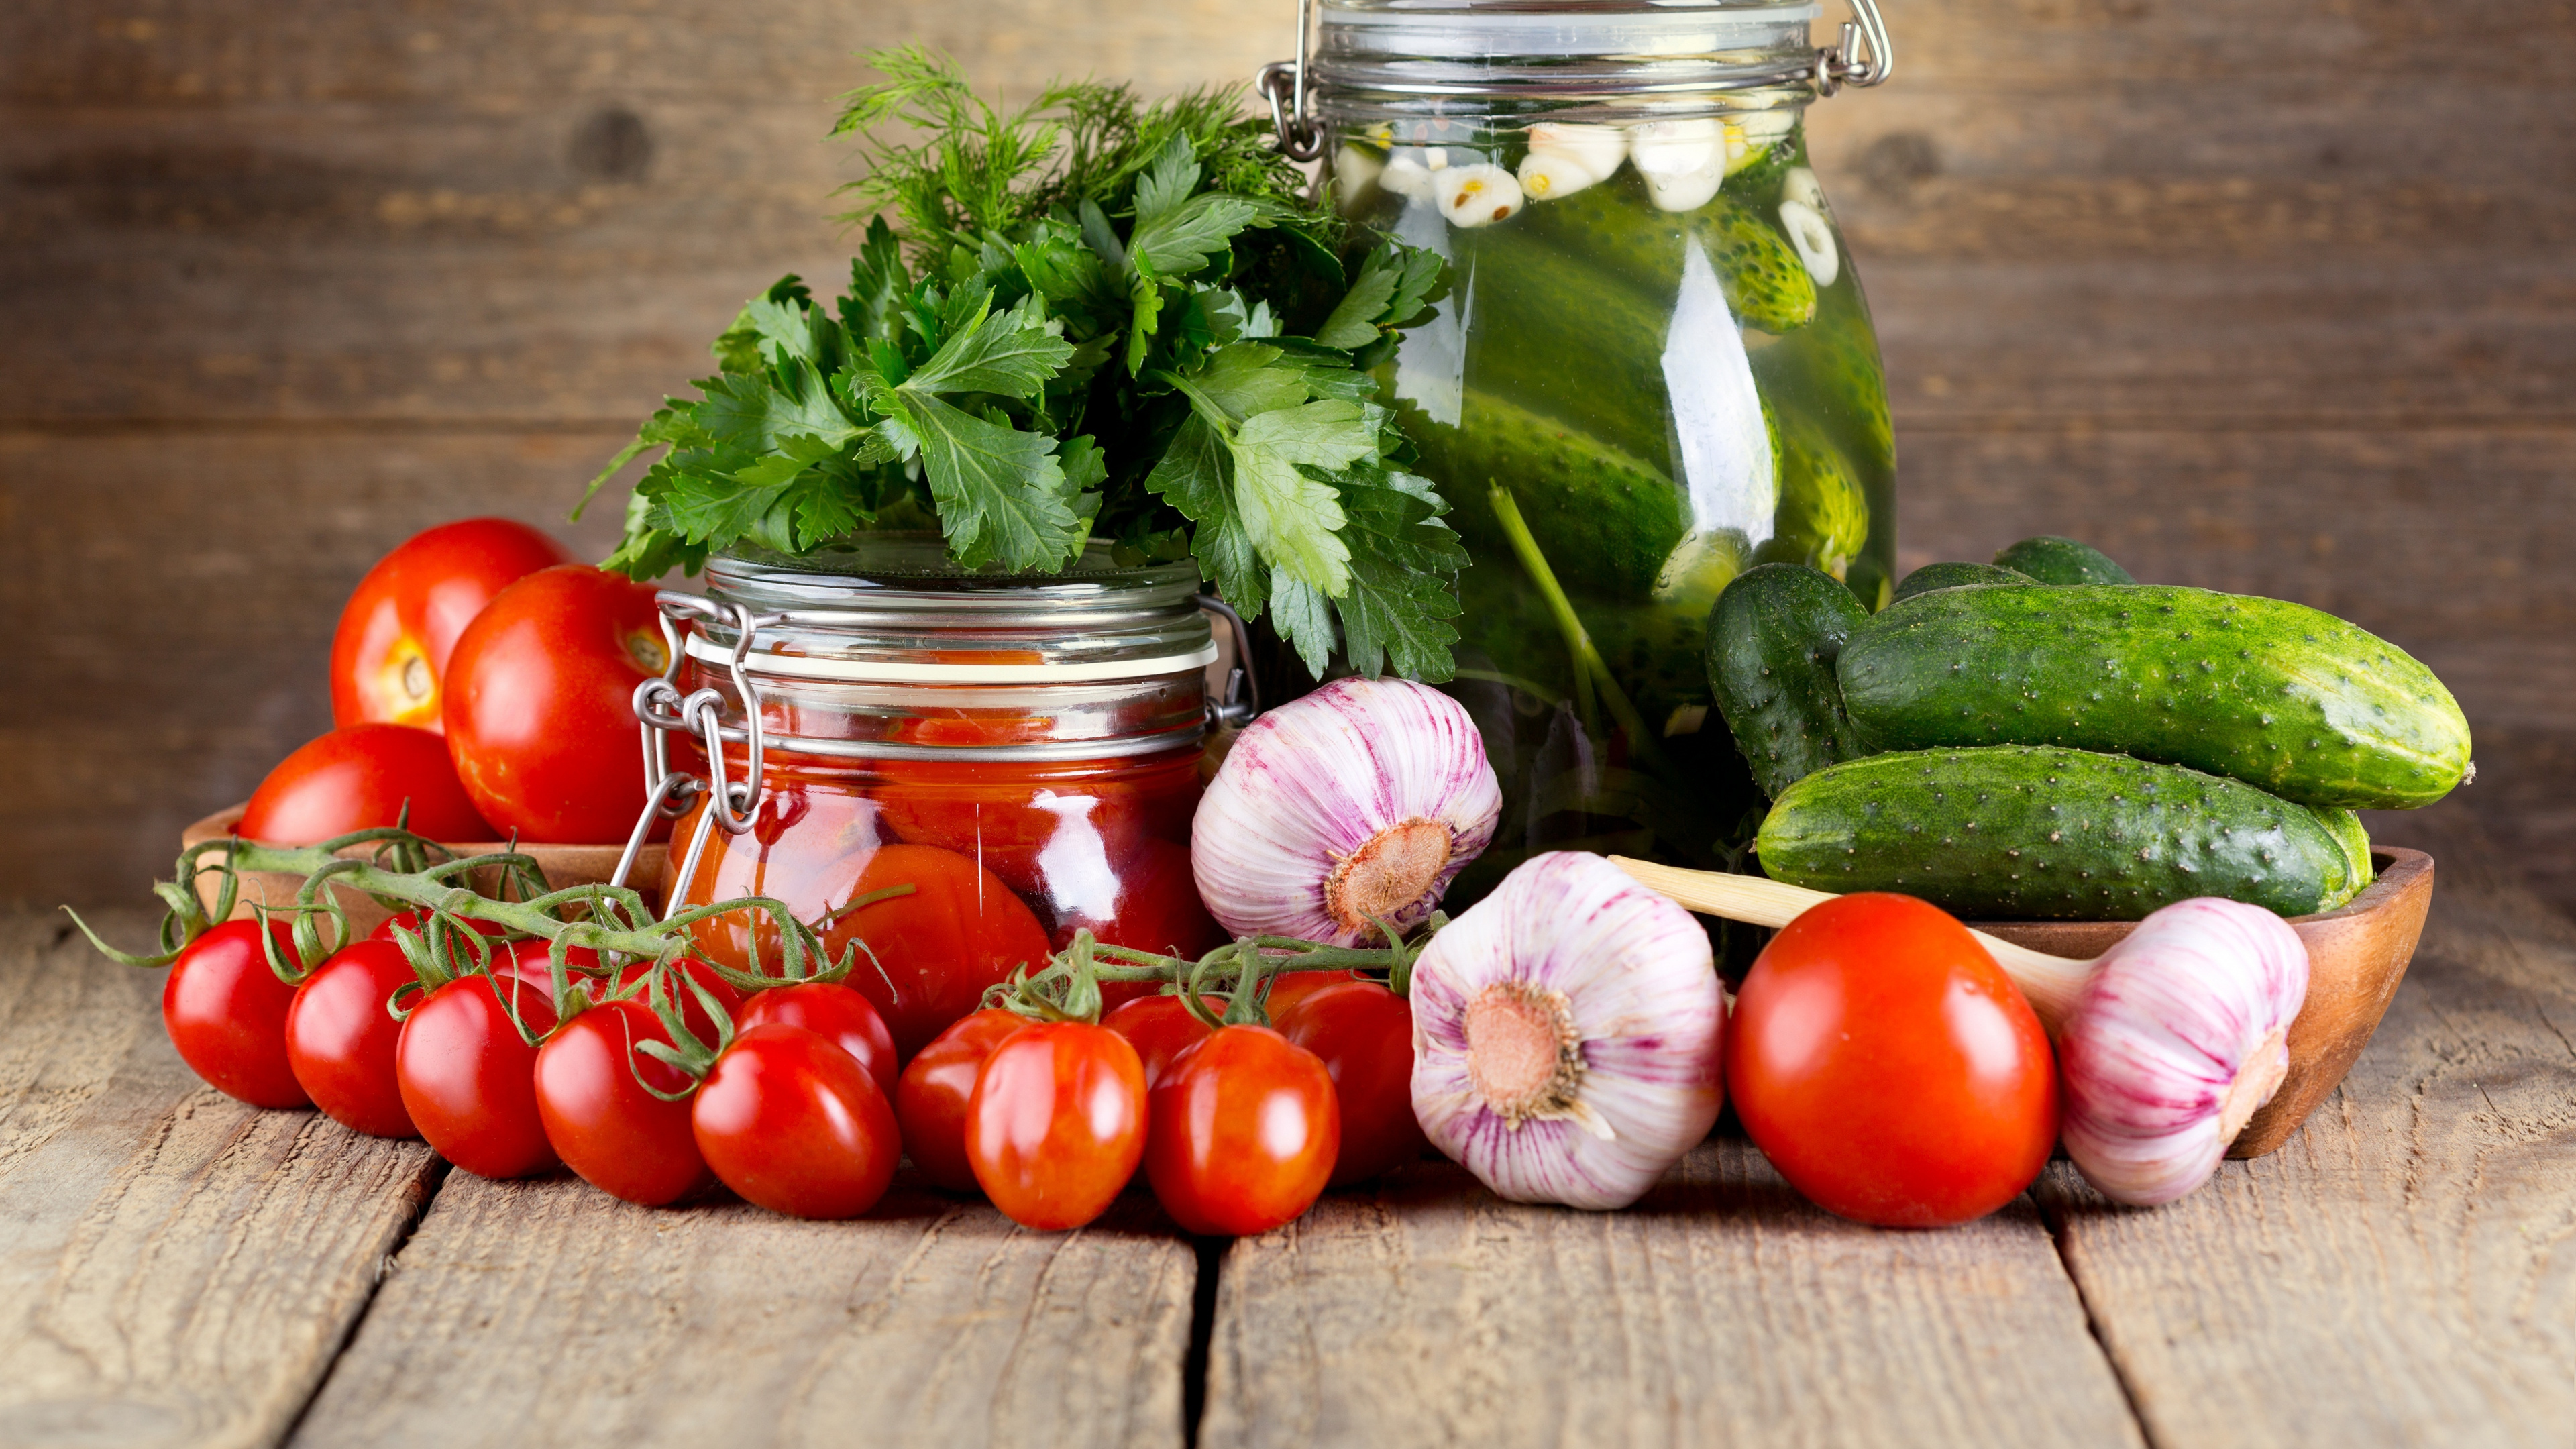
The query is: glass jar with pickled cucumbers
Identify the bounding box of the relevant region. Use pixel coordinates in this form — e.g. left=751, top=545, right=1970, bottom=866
left=1299, top=0, right=1896, bottom=900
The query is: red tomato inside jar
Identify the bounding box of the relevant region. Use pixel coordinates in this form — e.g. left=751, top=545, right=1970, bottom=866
left=658, top=542, right=1228, bottom=1057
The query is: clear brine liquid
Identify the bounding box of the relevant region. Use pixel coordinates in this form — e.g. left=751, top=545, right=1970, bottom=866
left=1336, top=115, right=1896, bottom=901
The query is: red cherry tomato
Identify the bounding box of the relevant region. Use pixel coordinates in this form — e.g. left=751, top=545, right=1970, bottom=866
left=441, top=564, right=667, bottom=843
left=692, top=1024, right=901, bottom=1220
left=533, top=998, right=710, bottom=1206
left=737, top=983, right=899, bottom=1098
left=1727, top=893, right=2059, bottom=1228
left=967, top=1022, right=1148, bottom=1230
left=285, top=940, right=419, bottom=1138
left=1259, top=969, right=1360, bottom=1022
left=1079, top=839, right=1229, bottom=1012
left=895, top=1009, right=1035, bottom=1193
left=162, top=920, right=310, bottom=1108
left=1101, top=994, right=1217, bottom=1090
left=498, top=936, right=603, bottom=991
left=331, top=517, right=573, bottom=732
left=1272, top=979, right=1430, bottom=1187
left=371, top=909, right=509, bottom=961
left=1146, top=1026, right=1339, bottom=1235
left=613, top=957, right=744, bottom=1052
left=396, top=973, right=559, bottom=1179
left=237, top=724, right=494, bottom=845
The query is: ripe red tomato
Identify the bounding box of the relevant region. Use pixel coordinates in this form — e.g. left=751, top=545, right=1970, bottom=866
left=613, top=957, right=744, bottom=1053
left=396, top=973, right=559, bottom=1179
left=1272, top=979, right=1429, bottom=1187
left=895, top=1008, right=1034, bottom=1193
left=1260, top=969, right=1360, bottom=1022
left=332, top=517, right=573, bottom=732
left=372, top=909, right=508, bottom=951
left=533, top=998, right=709, bottom=1206
left=1145, top=1026, right=1339, bottom=1235
left=1728, top=893, right=2060, bottom=1228
left=441, top=564, right=667, bottom=843
left=693, top=1024, right=901, bottom=1220
left=967, top=1022, right=1148, bottom=1230
left=285, top=940, right=419, bottom=1138
left=500, top=935, right=604, bottom=989
left=163, top=920, right=310, bottom=1108
left=737, top=983, right=898, bottom=1097
left=1101, top=994, right=1216, bottom=1089
left=1078, top=839, right=1229, bottom=1012
left=237, top=724, right=494, bottom=845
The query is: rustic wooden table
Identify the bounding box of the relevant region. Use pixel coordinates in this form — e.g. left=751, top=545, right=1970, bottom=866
left=3, top=822, right=2569, bottom=1449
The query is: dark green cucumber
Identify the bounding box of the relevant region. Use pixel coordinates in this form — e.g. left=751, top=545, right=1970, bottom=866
left=1456, top=225, right=1678, bottom=465
left=1839, top=584, right=2473, bottom=810
left=1892, top=561, right=2035, bottom=602
left=1993, top=535, right=2135, bottom=586
left=1519, top=175, right=1816, bottom=333
left=1768, top=412, right=1869, bottom=581
left=1777, top=288, right=1894, bottom=477
left=1756, top=745, right=2369, bottom=920
left=1706, top=563, right=1870, bottom=796
left=1405, top=392, right=1686, bottom=601
left=2316, top=806, right=2375, bottom=892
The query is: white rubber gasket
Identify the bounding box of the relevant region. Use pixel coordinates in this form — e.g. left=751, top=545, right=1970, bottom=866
left=1324, top=3, right=1819, bottom=58
left=684, top=632, right=1218, bottom=684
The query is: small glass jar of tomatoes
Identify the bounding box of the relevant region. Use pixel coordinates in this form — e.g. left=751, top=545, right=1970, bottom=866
left=657, top=537, right=1230, bottom=1056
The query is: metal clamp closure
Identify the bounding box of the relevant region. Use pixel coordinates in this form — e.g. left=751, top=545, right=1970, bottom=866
left=1815, top=0, right=1894, bottom=95
left=610, top=593, right=781, bottom=916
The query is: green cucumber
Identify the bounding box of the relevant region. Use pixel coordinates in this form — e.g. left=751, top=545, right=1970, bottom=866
left=1706, top=563, right=1869, bottom=796
left=1756, top=745, right=2369, bottom=920
left=1699, top=197, right=1818, bottom=333
left=1457, top=227, right=1680, bottom=464
left=1839, top=584, right=2473, bottom=810
left=1405, top=392, right=1686, bottom=601
left=1519, top=176, right=1816, bottom=334
left=2316, top=806, right=2375, bottom=892
left=1778, top=290, right=1894, bottom=477
left=1767, top=412, right=1870, bottom=581
left=1893, top=561, right=2035, bottom=602
left=1993, top=535, right=2135, bottom=586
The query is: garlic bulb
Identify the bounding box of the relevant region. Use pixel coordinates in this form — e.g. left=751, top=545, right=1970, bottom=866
left=1777, top=199, right=1839, bottom=286
left=2057, top=898, right=2311, bottom=1206
left=1192, top=677, right=1501, bottom=948
left=1436, top=162, right=1523, bottom=227
left=1517, top=123, right=1626, bottom=200
left=1411, top=852, right=1725, bottom=1210
left=1630, top=119, right=1724, bottom=213
left=1379, top=156, right=1435, bottom=201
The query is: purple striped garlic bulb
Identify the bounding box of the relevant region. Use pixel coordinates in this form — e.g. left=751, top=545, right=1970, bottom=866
left=1191, top=678, right=1501, bottom=948
left=2057, top=898, right=2312, bottom=1207
left=1409, top=852, right=1725, bottom=1210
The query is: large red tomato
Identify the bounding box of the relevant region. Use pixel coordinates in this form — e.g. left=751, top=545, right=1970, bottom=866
left=1145, top=1026, right=1339, bottom=1236
left=396, top=973, right=559, bottom=1179
left=285, top=940, right=419, bottom=1138
left=163, top=920, right=310, bottom=1108
left=332, top=517, right=572, bottom=732
left=737, top=983, right=899, bottom=1097
left=894, top=1008, right=1034, bottom=1193
left=237, top=724, right=494, bottom=845
left=693, top=1024, right=901, bottom=1220
left=1728, top=893, right=2060, bottom=1228
left=442, top=564, right=666, bottom=843
left=1100, top=993, right=1216, bottom=1090
left=1272, top=979, right=1429, bottom=1187
left=967, top=1022, right=1148, bottom=1230
left=533, top=998, right=710, bottom=1206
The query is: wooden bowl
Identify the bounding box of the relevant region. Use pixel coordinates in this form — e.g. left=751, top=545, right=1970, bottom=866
left=1977, top=847, right=2434, bottom=1159
left=180, top=805, right=667, bottom=940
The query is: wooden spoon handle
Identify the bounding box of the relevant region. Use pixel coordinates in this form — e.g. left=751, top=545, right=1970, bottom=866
left=1606, top=855, right=2094, bottom=1032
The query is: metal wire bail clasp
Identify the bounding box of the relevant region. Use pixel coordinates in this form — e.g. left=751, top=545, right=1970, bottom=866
left=1257, top=0, right=1323, bottom=162
left=1817, top=0, right=1896, bottom=95
left=610, top=594, right=780, bottom=918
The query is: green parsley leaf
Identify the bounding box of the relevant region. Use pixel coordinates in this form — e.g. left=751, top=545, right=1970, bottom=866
left=1230, top=399, right=1375, bottom=594
left=900, top=297, right=1073, bottom=398
left=1143, top=413, right=1265, bottom=614
left=895, top=393, right=1080, bottom=570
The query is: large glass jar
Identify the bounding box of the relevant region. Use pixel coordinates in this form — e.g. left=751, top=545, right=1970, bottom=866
left=1308, top=0, right=1894, bottom=902
left=658, top=539, right=1225, bottom=1055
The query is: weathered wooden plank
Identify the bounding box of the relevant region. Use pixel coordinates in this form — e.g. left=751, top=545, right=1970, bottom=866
left=289, top=1171, right=1197, bottom=1448
left=0, top=908, right=443, bottom=1449
left=2035, top=818, right=2576, bottom=1448
left=1199, top=1142, right=2143, bottom=1449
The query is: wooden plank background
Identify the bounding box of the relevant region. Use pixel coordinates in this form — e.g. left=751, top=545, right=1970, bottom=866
left=3, top=0, right=2569, bottom=916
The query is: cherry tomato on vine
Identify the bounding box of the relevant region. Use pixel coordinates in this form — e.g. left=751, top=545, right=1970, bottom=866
left=285, top=940, right=419, bottom=1138
left=613, top=958, right=743, bottom=1051
left=1727, top=893, right=2059, bottom=1228
left=372, top=909, right=508, bottom=955
left=1101, top=994, right=1216, bottom=1089
left=896, top=1009, right=1034, bottom=1193
left=1272, top=979, right=1430, bottom=1187
left=500, top=936, right=604, bottom=994
left=1259, top=969, right=1360, bottom=1022
left=693, top=1024, right=901, bottom=1220
left=967, top=1022, right=1148, bottom=1230
left=737, top=983, right=898, bottom=1097
left=331, top=517, right=572, bottom=731
left=396, top=973, right=559, bottom=1179
left=534, top=998, right=710, bottom=1206
left=441, top=564, right=667, bottom=843
left=1146, top=1026, right=1340, bottom=1236
left=237, top=724, right=493, bottom=845
left=163, top=920, right=310, bottom=1109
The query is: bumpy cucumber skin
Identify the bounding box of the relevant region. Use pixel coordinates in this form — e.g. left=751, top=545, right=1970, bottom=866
left=1405, top=393, right=1685, bottom=601
left=1992, top=535, right=2136, bottom=586
left=1757, top=745, right=2367, bottom=920
left=1839, top=585, right=2474, bottom=810
left=1707, top=564, right=1870, bottom=797
left=1700, top=198, right=1818, bottom=333
left=1768, top=414, right=1869, bottom=580
left=2315, top=806, right=2375, bottom=893
left=1892, top=561, right=2035, bottom=602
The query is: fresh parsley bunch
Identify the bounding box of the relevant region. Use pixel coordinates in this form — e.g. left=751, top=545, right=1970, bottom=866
left=582, top=48, right=1462, bottom=680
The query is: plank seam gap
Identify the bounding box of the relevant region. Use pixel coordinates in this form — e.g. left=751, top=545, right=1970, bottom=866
left=1183, top=1233, right=1224, bottom=1449
left=272, top=1155, right=456, bottom=1446
left=2036, top=1190, right=2163, bottom=1449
